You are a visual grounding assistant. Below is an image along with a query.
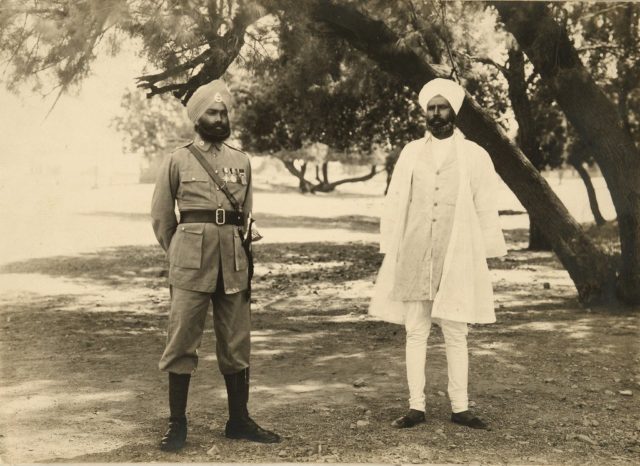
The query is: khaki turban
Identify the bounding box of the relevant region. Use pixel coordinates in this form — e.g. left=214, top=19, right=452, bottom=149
left=418, top=78, right=465, bottom=114
left=186, top=79, right=232, bottom=123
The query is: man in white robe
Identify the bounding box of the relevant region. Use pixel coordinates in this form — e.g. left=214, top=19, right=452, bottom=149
left=369, top=78, right=507, bottom=430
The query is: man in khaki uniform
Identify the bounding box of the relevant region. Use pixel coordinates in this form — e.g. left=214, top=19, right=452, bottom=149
left=151, top=79, right=280, bottom=451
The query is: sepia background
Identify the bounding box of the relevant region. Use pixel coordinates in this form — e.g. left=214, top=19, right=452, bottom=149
left=0, top=1, right=638, bottom=464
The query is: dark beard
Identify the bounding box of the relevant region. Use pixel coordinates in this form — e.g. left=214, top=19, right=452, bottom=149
left=427, top=118, right=455, bottom=139
left=195, top=122, right=231, bottom=143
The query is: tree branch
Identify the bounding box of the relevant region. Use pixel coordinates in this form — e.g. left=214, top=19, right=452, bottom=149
left=453, top=50, right=509, bottom=76
left=135, top=2, right=267, bottom=102
left=135, top=49, right=211, bottom=88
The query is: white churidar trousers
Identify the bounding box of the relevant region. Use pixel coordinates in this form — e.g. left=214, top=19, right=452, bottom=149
left=405, top=300, right=469, bottom=413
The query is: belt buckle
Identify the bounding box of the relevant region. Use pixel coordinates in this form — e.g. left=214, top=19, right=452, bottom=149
left=215, top=208, right=225, bottom=225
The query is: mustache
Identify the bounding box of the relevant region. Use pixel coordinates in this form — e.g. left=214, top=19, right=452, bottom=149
left=428, top=117, right=447, bottom=126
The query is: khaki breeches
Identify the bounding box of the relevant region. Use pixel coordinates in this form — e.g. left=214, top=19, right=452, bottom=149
left=159, top=281, right=251, bottom=375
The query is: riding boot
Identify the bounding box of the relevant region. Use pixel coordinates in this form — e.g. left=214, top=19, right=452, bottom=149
left=159, top=372, right=190, bottom=451
left=224, top=367, right=280, bottom=443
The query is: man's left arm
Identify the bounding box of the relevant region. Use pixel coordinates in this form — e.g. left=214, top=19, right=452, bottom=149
left=471, top=149, right=508, bottom=258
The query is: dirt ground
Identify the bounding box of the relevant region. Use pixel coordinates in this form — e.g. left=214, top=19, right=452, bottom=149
left=0, top=223, right=639, bottom=465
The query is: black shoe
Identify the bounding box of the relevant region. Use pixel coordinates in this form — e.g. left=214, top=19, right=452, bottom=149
left=451, top=410, right=490, bottom=430
left=159, top=417, right=187, bottom=451
left=391, top=409, right=426, bottom=428
left=225, top=416, right=281, bottom=443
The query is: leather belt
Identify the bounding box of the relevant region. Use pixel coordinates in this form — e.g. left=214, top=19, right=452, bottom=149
left=179, top=209, right=243, bottom=226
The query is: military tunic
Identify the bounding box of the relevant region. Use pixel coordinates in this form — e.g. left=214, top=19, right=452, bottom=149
left=151, top=135, right=252, bottom=294
left=151, top=134, right=253, bottom=375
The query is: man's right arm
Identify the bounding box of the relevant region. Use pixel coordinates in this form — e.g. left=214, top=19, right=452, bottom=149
left=151, top=153, right=179, bottom=252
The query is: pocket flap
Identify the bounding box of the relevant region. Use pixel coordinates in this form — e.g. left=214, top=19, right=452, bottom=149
left=179, top=223, right=205, bottom=235
left=181, top=171, right=209, bottom=183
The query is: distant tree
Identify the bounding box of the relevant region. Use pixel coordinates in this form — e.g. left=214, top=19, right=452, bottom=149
left=235, top=18, right=424, bottom=192
left=111, top=89, right=192, bottom=182
left=112, top=89, right=192, bottom=161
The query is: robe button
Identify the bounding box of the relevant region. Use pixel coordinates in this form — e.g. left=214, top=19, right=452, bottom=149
left=215, top=169, right=218, bottom=173
left=191, top=177, right=196, bottom=181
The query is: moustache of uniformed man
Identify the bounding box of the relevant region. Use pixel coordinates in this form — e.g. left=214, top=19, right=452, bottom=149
left=151, top=80, right=280, bottom=452
left=369, top=78, right=508, bottom=432
left=195, top=104, right=231, bottom=142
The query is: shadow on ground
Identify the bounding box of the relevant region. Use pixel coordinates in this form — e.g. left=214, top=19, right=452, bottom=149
left=0, top=233, right=638, bottom=464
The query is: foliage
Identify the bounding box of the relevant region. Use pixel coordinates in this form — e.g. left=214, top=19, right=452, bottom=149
left=235, top=16, right=425, bottom=165
left=111, top=88, right=192, bottom=160
left=0, top=0, right=264, bottom=102
left=568, top=2, right=640, bottom=143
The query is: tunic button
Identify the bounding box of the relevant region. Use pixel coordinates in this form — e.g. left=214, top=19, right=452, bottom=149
left=432, top=218, right=437, bottom=222
left=199, top=141, right=204, bottom=146
left=218, top=203, right=222, bottom=208
left=435, top=187, right=440, bottom=191
left=181, top=227, right=185, bottom=231
left=191, top=177, right=195, bottom=181
left=434, top=202, right=438, bottom=206
left=214, top=169, right=218, bottom=174
left=216, top=187, right=220, bottom=191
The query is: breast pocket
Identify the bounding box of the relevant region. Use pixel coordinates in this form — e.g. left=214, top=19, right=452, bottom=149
left=178, top=171, right=211, bottom=202
left=171, top=224, right=205, bottom=269
left=233, top=229, right=248, bottom=271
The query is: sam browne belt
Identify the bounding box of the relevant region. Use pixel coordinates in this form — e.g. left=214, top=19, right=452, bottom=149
left=179, top=209, right=243, bottom=226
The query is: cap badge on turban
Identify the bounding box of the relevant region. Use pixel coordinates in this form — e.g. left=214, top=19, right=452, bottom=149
left=418, top=78, right=465, bottom=114
left=186, top=79, right=233, bottom=123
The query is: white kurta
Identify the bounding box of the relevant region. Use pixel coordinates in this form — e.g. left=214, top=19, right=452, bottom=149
left=369, top=130, right=508, bottom=325
left=391, top=136, right=458, bottom=301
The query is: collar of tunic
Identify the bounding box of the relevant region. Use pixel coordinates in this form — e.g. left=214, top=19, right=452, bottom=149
left=193, top=133, right=223, bottom=153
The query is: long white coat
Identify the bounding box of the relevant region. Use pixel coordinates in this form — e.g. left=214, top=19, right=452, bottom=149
left=369, top=130, right=507, bottom=325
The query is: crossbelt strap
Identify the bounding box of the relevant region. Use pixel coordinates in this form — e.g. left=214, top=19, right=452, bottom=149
left=186, top=144, right=242, bottom=213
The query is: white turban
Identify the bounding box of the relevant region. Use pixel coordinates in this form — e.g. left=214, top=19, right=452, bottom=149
left=186, top=79, right=232, bottom=123
left=418, top=78, right=465, bottom=114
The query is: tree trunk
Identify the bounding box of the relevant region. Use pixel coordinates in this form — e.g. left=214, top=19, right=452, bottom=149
left=569, top=158, right=607, bottom=227
left=384, top=147, right=402, bottom=195
left=310, top=165, right=378, bottom=193
left=528, top=220, right=552, bottom=251
left=282, top=160, right=314, bottom=193
left=301, top=0, right=617, bottom=304
left=616, top=4, right=634, bottom=135
left=283, top=158, right=378, bottom=193
left=505, top=47, right=552, bottom=251
left=506, top=48, right=544, bottom=169
left=492, top=1, right=640, bottom=304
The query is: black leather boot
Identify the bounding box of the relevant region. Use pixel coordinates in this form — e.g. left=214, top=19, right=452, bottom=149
left=160, top=373, right=190, bottom=451
left=224, top=368, right=280, bottom=443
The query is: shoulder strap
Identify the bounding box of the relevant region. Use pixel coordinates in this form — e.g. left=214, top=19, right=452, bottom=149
left=186, top=143, right=242, bottom=213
